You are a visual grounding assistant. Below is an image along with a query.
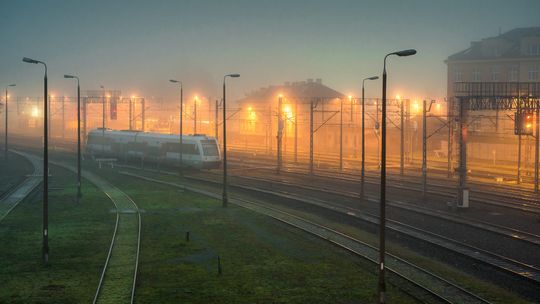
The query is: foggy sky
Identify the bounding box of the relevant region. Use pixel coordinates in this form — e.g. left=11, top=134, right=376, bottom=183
left=1, top=0, right=539, bottom=102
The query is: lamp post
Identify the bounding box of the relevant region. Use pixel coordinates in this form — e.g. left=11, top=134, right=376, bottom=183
left=194, top=96, right=198, bottom=134
left=169, top=79, right=183, bottom=176
left=22, top=56, right=49, bottom=264
left=361, top=76, right=378, bottom=200
left=379, top=49, right=416, bottom=304
left=100, top=85, right=105, bottom=155
left=64, top=75, right=82, bottom=200
left=339, top=97, right=343, bottom=171
left=222, top=73, right=240, bottom=208
left=4, top=84, right=15, bottom=161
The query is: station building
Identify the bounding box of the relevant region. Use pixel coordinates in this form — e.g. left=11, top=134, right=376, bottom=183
left=446, top=27, right=540, bottom=174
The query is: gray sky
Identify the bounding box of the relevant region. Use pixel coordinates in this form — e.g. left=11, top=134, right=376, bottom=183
left=1, top=0, right=539, bottom=102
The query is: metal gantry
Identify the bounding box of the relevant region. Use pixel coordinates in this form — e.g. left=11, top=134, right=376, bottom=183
left=453, top=82, right=540, bottom=202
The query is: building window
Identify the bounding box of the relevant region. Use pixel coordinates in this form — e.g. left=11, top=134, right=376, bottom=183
left=509, top=66, right=519, bottom=82
left=529, top=66, right=539, bottom=81
left=528, top=43, right=540, bottom=55
left=472, top=67, right=481, bottom=82
left=491, top=66, right=500, bottom=81
left=454, top=70, right=463, bottom=82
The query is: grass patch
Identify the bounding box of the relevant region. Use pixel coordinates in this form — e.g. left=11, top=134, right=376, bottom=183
left=87, top=166, right=420, bottom=304
left=0, top=165, right=115, bottom=303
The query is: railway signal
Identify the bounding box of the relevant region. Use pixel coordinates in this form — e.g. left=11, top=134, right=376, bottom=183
left=515, top=111, right=534, bottom=136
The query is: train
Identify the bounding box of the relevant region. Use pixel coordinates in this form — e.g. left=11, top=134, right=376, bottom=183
left=86, top=128, right=221, bottom=169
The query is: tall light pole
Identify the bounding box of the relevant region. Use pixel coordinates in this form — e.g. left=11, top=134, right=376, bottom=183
left=339, top=97, right=343, bottom=171
left=379, top=49, right=416, bottom=304
left=64, top=75, right=82, bottom=200
left=100, top=85, right=105, bottom=155
left=222, top=73, right=240, bottom=208
left=361, top=76, right=378, bottom=200
left=22, top=56, right=49, bottom=264
left=4, top=84, right=15, bottom=161
left=169, top=79, right=183, bottom=176
left=194, top=96, right=198, bottom=134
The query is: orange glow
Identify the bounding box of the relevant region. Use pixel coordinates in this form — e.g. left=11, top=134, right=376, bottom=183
left=249, top=111, right=257, bottom=121
left=283, top=105, right=293, bottom=121
left=278, top=94, right=283, bottom=98
left=436, top=103, right=441, bottom=112
left=412, top=100, right=420, bottom=113
left=526, top=123, right=533, bottom=129
left=395, top=94, right=401, bottom=100
left=31, top=106, right=39, bottom=118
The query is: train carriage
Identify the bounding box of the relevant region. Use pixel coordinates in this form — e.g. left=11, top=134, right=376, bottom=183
left=86, top=128, right=221, bottom=169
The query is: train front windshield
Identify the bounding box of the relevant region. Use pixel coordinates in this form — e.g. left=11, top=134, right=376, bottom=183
left=201, top=140, right=219, bottom=156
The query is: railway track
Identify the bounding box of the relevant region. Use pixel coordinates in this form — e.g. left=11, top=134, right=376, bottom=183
left=118, top=170, right=493, bottom=304
left=198, top=171, right=540, bottom=248
left=73, top=169, right=142, bottom=304
left=14, top=152, right=142, bottom=304
left=231, top=158, right=540, bottom=214
left=182, top=173, right=540, bottom=287
left=0, top=152, right=42, bottom=222
left=11, top=152, right=142, bottom=304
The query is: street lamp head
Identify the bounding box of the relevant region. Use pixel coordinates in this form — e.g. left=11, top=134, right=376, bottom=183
left=368, top=76, right=379, bottom=80
left=64, top=74, right=75, bottom=79
left=8, top=84, right=16, bottom=87
left=227, top=74, right=240, bottom=78
left=22, top=57, right=39, bottom=64
left=394, top=49, right=417, bottom=57
left=169, top=79, right=179, bottom=83
left=100, top=85, right=104, bottom=89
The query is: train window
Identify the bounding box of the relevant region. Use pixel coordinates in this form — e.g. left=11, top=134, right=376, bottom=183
left=165, top=142, right=198, bottom=155
left=88, top=134, right=111, bottom=145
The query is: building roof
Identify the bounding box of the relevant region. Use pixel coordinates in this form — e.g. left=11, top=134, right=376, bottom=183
left=447, top=27, right=540, bottom=62
left=239, top=79, right=345, bottom=104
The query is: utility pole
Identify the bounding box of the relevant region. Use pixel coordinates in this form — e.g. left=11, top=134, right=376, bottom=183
left=4, top=84, right=16, bottom=161
left=22, top=57, right=49, bottom=264
left=309, top=99, right=314, bottom=175
left=517, top=101, right=522, bottom=185
left=339, top=97, right=343, bottom=171
left=194, top=96, right=197, bottom=134
left=535, top=99, right=539, bottom=193
left=277, top=95, right=283, bottom=174
left=457, top=97, right=469, bottom=208
left=142, top=98, right=145, bottom=132
left=269, top=105, right=273, bottom=155
left=64, top=75, right=81, bottom=199
left=361, top=76, right=379, bottom=199
left=422, top=100, right=433, bottom=200
left=215, top=100, right=219, bottom=140
left=62, top=96, right=65, bottom=139
left=447, top=98, right=453, bottom=178
left=129, top=97, right=133, bottom=130
left=101, top=85, right=105, bottom=155
left=400, top=98, right=404, bottom=175
left=83, top=97, right=87, bottom=149
left=294, top=100, right=298, bottom=163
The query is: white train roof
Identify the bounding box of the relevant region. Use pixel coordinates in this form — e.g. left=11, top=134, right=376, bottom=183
left=88, top=128, right=217, bottom=141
